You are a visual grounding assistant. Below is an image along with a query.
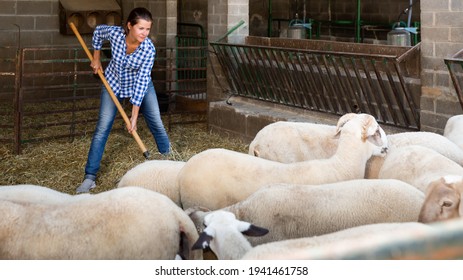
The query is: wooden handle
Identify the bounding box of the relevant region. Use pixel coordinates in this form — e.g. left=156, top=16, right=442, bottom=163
left=69, top=22, right=150, bottom=159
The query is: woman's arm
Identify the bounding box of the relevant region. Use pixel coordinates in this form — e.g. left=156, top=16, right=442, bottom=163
left=91, top=25, right=113, bottom=73
left=91, top=49, right=102, bottom=74
left=127, top=105, right=140, bottom=134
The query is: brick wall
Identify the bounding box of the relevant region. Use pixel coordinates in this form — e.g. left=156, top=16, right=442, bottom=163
left=0, top=0, right=172, bottom=48
left=0, top=0, right=175, bottom=102
left=0, top=0, right=63, bottom=47
left=420, top=0, right=463, bottom=133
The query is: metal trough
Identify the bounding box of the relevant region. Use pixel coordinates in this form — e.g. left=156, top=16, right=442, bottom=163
left=210, top=36, right=421, bottom=130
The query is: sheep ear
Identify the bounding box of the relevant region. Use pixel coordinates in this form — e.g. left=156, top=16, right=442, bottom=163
left=442, top=176, right=463, bottom=217
left=185, top=206, right=211, bottom=216
left=191, top=232, right=213, bottom=250
left=335, top=113, right=358, bottom=136
left=242, top=224, right=269, bottom=237
left=366, top=127, right=384, bottom=146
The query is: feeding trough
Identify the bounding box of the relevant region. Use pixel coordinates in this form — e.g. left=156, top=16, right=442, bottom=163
left=211, top=36, right=421, bottom=130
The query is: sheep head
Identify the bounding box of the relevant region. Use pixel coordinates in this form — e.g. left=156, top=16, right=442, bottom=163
left=335, top=113, right=388, bottom=157
left=191, top=210, right=269, bottom=260
left=418, top=175, right=463, bottom=223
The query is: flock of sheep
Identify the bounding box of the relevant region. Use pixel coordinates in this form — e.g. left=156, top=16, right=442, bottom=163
left=1, top=113, right=463, bottom=260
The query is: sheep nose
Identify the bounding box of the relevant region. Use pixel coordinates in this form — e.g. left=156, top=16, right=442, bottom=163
left=381, top=147, right=388, bottom=154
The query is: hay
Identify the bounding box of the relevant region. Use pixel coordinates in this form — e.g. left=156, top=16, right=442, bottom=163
left=0, top=116, right=249, bottom=194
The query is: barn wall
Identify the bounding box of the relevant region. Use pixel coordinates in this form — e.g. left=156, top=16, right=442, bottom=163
left=0, top=0, right=176, bottom=100
left=0, top=0, right=174, bottom=48
left=177, top=0, right=207, bottom=36
left=419, top=0, right=463, bottom=133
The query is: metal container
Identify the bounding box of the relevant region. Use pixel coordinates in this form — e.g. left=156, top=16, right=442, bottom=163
left=387, top=27, right=411, bottom=46
left=288, top=25, right=307, bottom=39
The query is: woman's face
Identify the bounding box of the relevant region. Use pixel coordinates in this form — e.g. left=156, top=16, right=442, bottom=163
left=127, top=19, right=152, bottom=43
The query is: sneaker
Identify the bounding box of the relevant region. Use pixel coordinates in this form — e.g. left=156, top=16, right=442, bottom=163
left=76, top=178, right=96, bottom=194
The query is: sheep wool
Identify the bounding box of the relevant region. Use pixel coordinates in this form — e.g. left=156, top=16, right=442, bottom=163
left=378, top=145, right=463, bottom=192
left=187, top=179, right=425, bottom=247
left=178, top=113, right=388, bottom=210
left=0, top=186, right=202, bottom=260
left=117, top=160, right=185, bottom=207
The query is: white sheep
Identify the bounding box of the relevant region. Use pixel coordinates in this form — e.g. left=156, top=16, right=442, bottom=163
left=377, top=145, right=463, bottom=193
left=241, top=222, right=432, bottom=260
left=191, top=210, right=269, bottom=260
left=444, top=114, right=463, bottom=150
left=367, top=131, right=463, bottom=178
left=0, top=184, right=90, bottom=204
left=178, top=113, right=388, bottom=210
left=248, top=121, right=463, bottom=178
left=418, top=175, right=463, bottom=223
left=0, top=186, right=202, bottom=260
left=249, top=121, right=337, bottom=162
left=117, top=160, right=185, bottom=207
left=187, top=179, right=424, bottom=247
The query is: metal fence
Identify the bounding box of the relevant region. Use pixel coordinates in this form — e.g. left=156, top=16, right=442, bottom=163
left=210, top=37, right=421, bottom=130
left=0, top=35, right=208, bottom=154
left=152, top=35, right=208, bottom=130
left=0, top=46, right=108, bottom=154
left=445, top=49, right=463, bottom=111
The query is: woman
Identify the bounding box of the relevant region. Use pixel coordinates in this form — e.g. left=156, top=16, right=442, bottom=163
left=77, top=7, right=170, bottom=193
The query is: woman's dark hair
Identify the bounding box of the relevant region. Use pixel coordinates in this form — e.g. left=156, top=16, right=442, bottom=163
left=126, top=7, right=153, bottom=31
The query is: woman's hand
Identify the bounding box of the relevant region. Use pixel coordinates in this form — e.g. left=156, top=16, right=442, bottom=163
left=127, top=105, right=140, bottom=134
left=91, top=50, right=102, bottom=74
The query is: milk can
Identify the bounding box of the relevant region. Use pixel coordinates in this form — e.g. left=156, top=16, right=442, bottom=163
left=287, top=25, right=307, bottom=39
left=387, top=27, right=411, bottom=46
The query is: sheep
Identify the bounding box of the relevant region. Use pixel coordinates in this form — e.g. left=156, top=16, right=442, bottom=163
left=191, top=210, right=269, bottom=260
left=377, top=145, right=463, bottom=193
left=418, top=175, right=463, bottom=224
left=248, top=121, right=337, bottom=162
left=241, top=222, right=433, bottom=260
left=187, top=179, right=424, bottom=247
left=178, top=113, right=388, bottom=210
left=0, top=184, right=90, bottom=204
left=248, top=121, right=463, bottom=178
left=444, top=114, right=463, bottom=150
left=366, top=131, right=463, bottom=178
left=117, top=160, right=185, bottom=207
left=0, top=186, right=202, bottom=260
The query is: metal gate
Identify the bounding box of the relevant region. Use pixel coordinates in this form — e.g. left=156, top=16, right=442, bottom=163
left=211, top=36, right=421, bottom=130
left=152, top=33, right=208, bottom=131
left=0, top=35, right=208, bottom=154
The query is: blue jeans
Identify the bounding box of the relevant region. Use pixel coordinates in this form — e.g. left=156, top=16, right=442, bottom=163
left=84, top=81, right=170, bottom=180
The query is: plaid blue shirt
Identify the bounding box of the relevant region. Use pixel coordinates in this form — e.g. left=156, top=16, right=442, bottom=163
left=92, top=25, right=155, bottom=107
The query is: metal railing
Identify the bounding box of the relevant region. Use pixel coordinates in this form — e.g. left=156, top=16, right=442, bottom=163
left=210, top=37, right=421, bottom=130
left=445, top=49, right=463, bottom=111
left=1, top=47, right=109, bottom=154
left=152, top=36, right=208, bottom=130
left=0, top=46, right=18, bottom=148
left=0, top=40, right=208, bottom=154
